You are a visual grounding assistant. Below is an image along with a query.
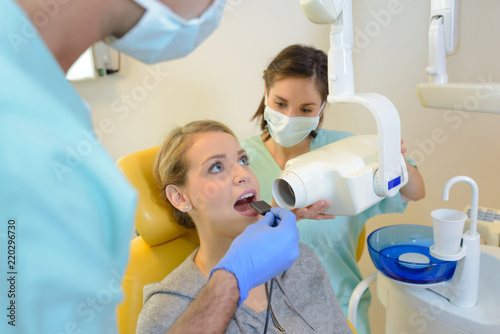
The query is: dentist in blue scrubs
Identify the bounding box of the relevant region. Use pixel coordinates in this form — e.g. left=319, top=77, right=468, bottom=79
left=0, top=1, right=299, bottom=333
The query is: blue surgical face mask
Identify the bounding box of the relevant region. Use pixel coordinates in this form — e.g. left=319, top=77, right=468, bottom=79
left=264, top=97, right=325, bottom=148
left=107, top=0, right=226, bottom=64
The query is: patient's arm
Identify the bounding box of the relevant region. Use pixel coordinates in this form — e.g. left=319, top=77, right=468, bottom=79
left=166, top=269, right=239, bottom=334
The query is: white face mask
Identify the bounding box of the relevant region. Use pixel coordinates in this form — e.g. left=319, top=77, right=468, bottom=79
left=264, top=99, right=325, bottom=148
left=107, top=0, right=225, bottom=64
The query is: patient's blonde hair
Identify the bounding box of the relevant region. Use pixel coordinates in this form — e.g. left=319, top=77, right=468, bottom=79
left=153, top=120, right=236, bottom=229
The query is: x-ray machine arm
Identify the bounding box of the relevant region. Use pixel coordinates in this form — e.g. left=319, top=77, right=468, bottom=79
left=300, top=0, right=407, bottom=198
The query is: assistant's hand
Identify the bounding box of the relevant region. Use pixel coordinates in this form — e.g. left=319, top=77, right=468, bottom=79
left=401, top=139, right=407, bottom=156
left=292, top=200, right=336, bottom=220
left=400, top=139, right=426, bottom=201
left=270, top=198, right=335, bottom=221
left=210, top=207, right=299, bottom=306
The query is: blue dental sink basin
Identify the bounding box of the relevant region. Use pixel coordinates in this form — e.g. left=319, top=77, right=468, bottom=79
left=368, top=224, right=457, bottom=285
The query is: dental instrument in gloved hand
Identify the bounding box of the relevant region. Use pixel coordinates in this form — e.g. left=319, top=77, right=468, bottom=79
left=250, top=200, right=273, bottom=216
left=210, top=203, right=299, bottom=308
left=249, top=201, right=275, bottom=334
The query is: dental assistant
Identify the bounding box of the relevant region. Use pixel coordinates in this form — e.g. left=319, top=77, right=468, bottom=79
left=240, top=45, right=426, bottom=334
left=0, top=1, right=298, bottom=333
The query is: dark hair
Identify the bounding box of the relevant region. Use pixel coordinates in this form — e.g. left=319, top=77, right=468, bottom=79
left=251, top=44, right=328, bottom=141
left=153, top=120, right=236, bottom=229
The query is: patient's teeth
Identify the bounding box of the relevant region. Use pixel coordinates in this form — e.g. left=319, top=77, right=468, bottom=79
left=241, top=192, right=254, bottom=199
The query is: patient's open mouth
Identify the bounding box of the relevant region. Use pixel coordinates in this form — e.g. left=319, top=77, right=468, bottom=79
left=234, top=191, right=257, bottom=214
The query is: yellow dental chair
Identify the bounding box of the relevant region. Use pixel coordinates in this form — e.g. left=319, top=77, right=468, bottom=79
left=116, top=146, right=199, bottom=334
left=115, top=145, right=359, bottom=334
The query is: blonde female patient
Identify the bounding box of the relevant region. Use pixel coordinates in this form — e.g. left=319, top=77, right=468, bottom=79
left=136, top=120, right=353, bottom=334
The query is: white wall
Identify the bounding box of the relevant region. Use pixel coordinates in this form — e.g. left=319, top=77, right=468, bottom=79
left=73, top=0, right=500, bottom=332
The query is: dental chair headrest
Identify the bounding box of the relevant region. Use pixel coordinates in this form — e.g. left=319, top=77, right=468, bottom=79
left=117, top=146, right=191, bottom=247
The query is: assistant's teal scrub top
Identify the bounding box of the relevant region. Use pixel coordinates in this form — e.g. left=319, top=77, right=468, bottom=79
left=0, top=1, right=137, bottom=333
left=241, top=129, right=408, bottom=334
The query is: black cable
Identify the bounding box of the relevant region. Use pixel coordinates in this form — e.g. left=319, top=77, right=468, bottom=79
left=263, top=278, right=274, bottom=334
left=249, top=202, right=276, bottom=334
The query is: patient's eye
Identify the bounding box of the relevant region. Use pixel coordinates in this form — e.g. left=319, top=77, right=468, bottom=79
left=209, top=161, right=224, bottom=174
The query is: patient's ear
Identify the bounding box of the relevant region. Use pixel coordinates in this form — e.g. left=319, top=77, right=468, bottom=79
left=166, top=185, right=191, bottom=212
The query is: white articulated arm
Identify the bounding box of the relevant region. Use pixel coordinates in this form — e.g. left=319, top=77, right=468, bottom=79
left=426, top=0, right=460, bottom=84
left=301, top=0, right=407, bottom=197
left=418, top=0, right=500, bottom=114
left=301, top=0, right=354, bottom=96
left=427, top=16, right=448, bottom=84
left=300, top=0, right=350, bottom=24
left=430, top=0, right=461, bottom=54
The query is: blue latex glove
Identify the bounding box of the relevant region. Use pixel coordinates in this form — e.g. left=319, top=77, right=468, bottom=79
left=210, top=207, right=299, bottom=306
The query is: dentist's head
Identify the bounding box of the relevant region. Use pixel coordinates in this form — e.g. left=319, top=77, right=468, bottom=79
left=252, top=44, right=328, bottom=148
left=16, top=0, right=224, bottom=71
left=108, top=0, right=225, bottom=64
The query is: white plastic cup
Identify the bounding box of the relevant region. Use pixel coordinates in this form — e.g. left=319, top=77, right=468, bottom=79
left=431, top=208, right=467, bottom=255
